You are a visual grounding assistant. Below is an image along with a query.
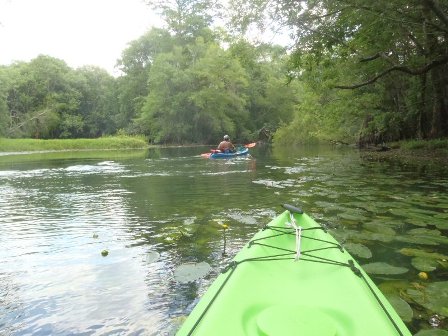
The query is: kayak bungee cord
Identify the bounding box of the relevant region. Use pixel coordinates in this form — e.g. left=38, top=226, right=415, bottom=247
left=356, top=267, right=406, bottom=336
left=183, top=208, right=406, bottom=336
left=184, top=225, right=354, bottom=335
left=287, top=211, right=302, bottom=261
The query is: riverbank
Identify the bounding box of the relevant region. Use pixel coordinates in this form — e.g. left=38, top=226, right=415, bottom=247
left=0, top=136, right=149, bottom=152
left=360, top=139, right=448, bottom=165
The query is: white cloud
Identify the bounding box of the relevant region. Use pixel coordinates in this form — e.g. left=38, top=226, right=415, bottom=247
left=0, top=0, right=162, bottom=75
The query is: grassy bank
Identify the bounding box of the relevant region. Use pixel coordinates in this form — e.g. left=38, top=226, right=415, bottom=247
left=0, top=136, right=149, bottom=152
left=395, top=138, right=448, bottom=150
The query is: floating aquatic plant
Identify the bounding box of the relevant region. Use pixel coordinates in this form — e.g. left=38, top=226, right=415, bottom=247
left=414, top=327, right=448, bottom=336
left=363, top=223, right=396, bottom=236
left=399, top=248, right=448, bottom=260
left=344, top=242, right=372, bottom=259
left=146, top=251, right=160, bottom=263
left=386, top=295, right=413, bottom=322
left=396, top=228, right=448, bottom=246
left=411, top=258, right=438, bottom=272
left=174, top=262, right=211, bottom=283
left=361, top=262, right=408, bottom=275
left=407, top=281, right=448, bottom=317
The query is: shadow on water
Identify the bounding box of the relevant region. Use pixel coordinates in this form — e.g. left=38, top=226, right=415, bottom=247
left=0, top=145, right=447, bottom=335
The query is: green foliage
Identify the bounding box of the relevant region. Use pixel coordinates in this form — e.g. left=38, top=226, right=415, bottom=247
left=229, top=41, right=298, bottom=137
left=116, top=29, right=174, bottom=131
left=231, top=0, right=448, bottom=144
left=0, top=67, right=11, bottom=136
left=0, top=6, right=296, bottom=145
left=146, top=0, right=221, bottom=44
left=76, top=66, right=119, bottom=137
left=274, top=57, right=380, bottom=145
left=399, top=139, right=448, bottom=150
left=138, top=38, right=251, bottom=144
left=2, top=1, right=448, bottom=145
left=1, top=56, right=120, bottom=139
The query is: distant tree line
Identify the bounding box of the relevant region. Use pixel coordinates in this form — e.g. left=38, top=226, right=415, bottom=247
left=1, top=0, right=447, bottom=146
left=0, top=0, right=297, bottom=144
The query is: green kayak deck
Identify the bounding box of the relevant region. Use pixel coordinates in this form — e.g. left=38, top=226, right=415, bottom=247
left=177, top=204, right=411, bottom=336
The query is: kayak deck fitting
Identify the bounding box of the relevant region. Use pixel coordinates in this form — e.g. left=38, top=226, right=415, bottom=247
left=177, top=204, right=411, bottom=336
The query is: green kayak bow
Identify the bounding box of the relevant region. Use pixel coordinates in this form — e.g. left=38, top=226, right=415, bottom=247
left=177, top=204, right=411, bottom=336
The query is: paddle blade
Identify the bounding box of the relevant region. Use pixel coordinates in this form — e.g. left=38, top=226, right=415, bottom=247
left=244, top=142, right=257, bottom=148
left=201, top=153, right=211, bottom=158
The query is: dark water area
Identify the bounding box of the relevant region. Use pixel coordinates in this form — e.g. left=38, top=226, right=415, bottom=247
left=0, top=145, right=447, bottom=335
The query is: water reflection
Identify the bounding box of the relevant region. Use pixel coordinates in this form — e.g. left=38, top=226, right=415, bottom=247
left=0, top=146, right=447, bottom=335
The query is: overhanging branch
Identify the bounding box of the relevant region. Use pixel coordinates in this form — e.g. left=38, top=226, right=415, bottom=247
left=423, top=0, right=448, bottom=28
left=334, top=55, right=448, bottom=89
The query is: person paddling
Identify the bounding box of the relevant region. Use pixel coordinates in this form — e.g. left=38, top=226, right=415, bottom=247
left=217, top=135, right=235, bottom=153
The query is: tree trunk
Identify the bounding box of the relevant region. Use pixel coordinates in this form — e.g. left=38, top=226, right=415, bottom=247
left=429, top=67, right=448, bottom=138
left=417, top=74, right=426, bottom=139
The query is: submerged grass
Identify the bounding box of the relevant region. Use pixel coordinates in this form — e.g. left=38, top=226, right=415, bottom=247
left=0, top=149, right=149, bottom=164
left=0, top=136, right=149, bottom=152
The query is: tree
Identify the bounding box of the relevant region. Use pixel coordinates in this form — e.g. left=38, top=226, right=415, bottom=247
left=1, top=56, right=121, bottom=139
left=138, top=37, right=250, bottom=144
left=189, top=41, right=250, bottom=142
left=229, top=0, right=448, bottom=142
left=0, top=66, right=12, bottom=136
left=145, top=0, right=222, bottom=44
left=4, top=56, right=78, bottom=138
left=76, top=66, right=119, bottom=137
left=116, top=29, right=174, bottom=131
left=229, top=41, right=298, bottom=138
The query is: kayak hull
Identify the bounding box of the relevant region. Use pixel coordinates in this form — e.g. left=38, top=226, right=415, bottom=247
left=209, top=147, right=249, bottom=159
left=177, top=208, right=411, bottom=336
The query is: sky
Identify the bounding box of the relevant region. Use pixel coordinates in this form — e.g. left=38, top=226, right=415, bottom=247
left=0, top=0, right=162, bottom=76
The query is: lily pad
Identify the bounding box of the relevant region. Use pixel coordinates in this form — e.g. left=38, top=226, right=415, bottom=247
left=347, top=201, right=379, bottom=213
left=414, top=329, right=448, bottom=336
left=399, top=248, right=448, bottom=260
left=361, top=262, right=408, bottom=275
left=358, top=231, right=395, bottom=243
left=363, top=222, right=396, bottom=236
left=386, top=295, right=413, bottom=322
left=338, top=212, right=368, bottom=222
left=411, top=257, right=438, bottom=272
left=401, top=211, right=447, bottom=228
left=432, top=218, right=448, bottom=230
left=396, top=228, right=448, bottom=246
left=174, top=262, right=211, bottom=283
left=379, top=280, right=411, bottom=296
left=146, top=251, right=160, bottom=263
left=344, top=242, right=372, bottom=259
left=399, top=248, right=448, bottom=272
left=407, top=216, right=448, bottom=229
left=366, top=217, right=405, bottom=228
left=389, top=208, right=413, bottom=218
left=434, top=213, right=448, bottom=219
left=407, top=281, right=448, bottom=317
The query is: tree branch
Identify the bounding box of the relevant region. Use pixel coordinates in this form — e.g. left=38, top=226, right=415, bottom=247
left=423, top=0, right=448, bottom=28
left=335, top=55, right=448, bottom=89
left=359, top=53, right=381, bottom=62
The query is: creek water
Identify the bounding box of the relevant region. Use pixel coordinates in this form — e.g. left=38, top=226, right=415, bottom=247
left=0, top=145, right=447, bottom=335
